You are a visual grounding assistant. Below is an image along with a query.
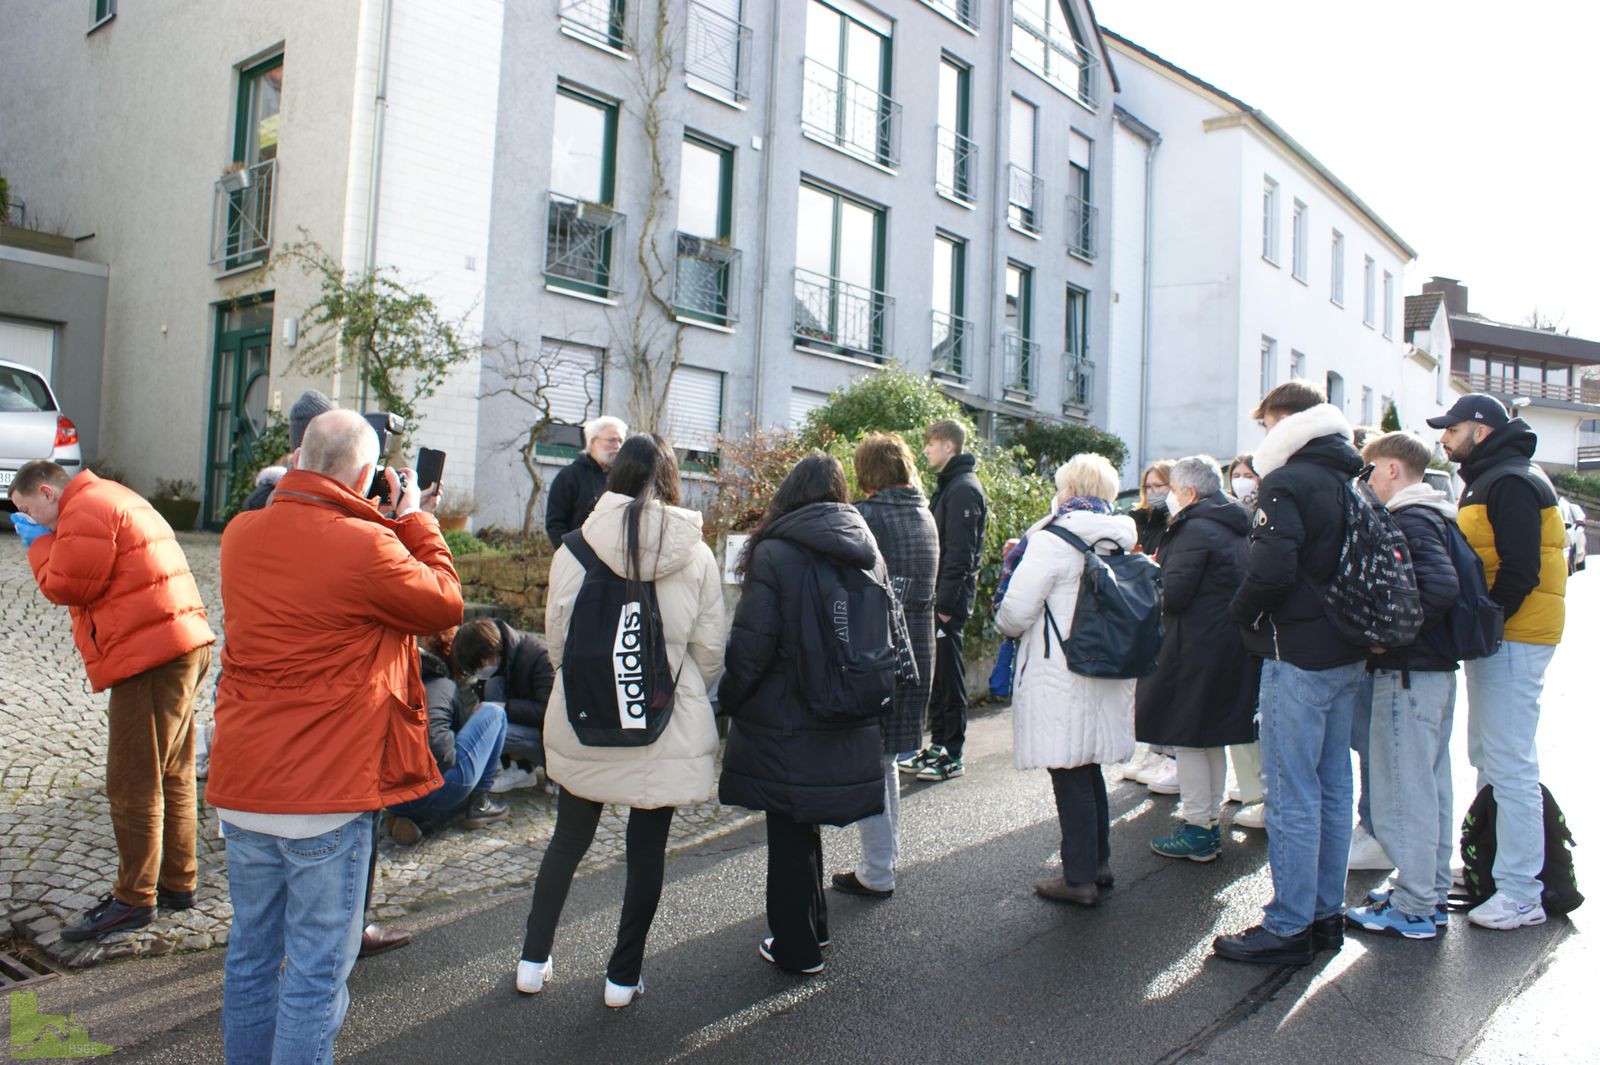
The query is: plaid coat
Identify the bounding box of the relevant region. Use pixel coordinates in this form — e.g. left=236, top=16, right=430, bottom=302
left=856, top=487, right=940, bottom=754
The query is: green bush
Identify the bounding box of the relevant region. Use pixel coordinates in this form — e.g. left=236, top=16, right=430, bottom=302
left=1552, top=470, right=1600, bottom=501
left=1001, top=418, right=1128, bottom=477
left=442, top=528, right=492, bottom=557
left=1381, top=400, right=1402, bottom=433
left=799, top=364, right=971, bottom=449
left=223, top=413, right=291, bottom=519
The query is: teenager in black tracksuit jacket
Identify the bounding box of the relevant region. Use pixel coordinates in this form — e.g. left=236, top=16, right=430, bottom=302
left=926, top=453, right=987, bottom=763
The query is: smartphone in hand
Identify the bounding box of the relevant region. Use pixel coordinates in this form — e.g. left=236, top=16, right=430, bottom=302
left=416, top=448, right=447, bottom=493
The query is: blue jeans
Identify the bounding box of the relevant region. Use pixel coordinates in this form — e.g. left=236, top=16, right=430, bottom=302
left=1368, top=669, right=1456, bottom=916
left=221, top=813, right=373, bottom=1065
left=1465, top=641, right=1556, bottom=905
left=502, top=721, right=544, bottom=767
left=1258, top=659, right=1367, bottom=936
left=388, top=704, right=507, bottom=831
left=1350, top=672, right=1376, bottom=832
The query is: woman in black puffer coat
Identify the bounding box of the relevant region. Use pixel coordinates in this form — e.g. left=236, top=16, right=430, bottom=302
left=719, top=454, right=887, bottom=975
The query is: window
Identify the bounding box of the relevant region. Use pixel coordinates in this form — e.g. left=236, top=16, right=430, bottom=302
left=1361, top=386, right=1375, bottom=426
left=662, top=365, right=725, bottom=468
left=1064, top=285, right=1091, bottom=410
left=790, top=387, right=830, bottom=428
left=801, top=0, right=899, bottom=168
left=532, top=339, right=606, bottom=457
left=1330, top=230, right=1345, bottom=305
left=1436, top=363, right=1446, bottom=406
left=1290, top=349, right=1307, bottom=380
left=1382, top=270, right=1394, bottom=338
left=685, top=0, right=750, bottom=102
left=793, top=181, right=890, bottom=358
left=546, top=85, right=622, bottom=296
left=1067, top=130, right=1095, bottom=258
left=91, top=0, right=115, bottom=28
left=1291, top=200, right=1307, bottom=280
left=1261, top=177, right=1279, bottom=263
left=921, top=0, right=978, bottom=31
left=931, top=232, right=968, bottom=380
left=1011, top=0, right=1098, bottom=107
left=1007, top=95, right=1041, bottom=235
left=1363, top=256, right=1376, bottom=327
left=1003, top=262, right=1036, bottom=398
left=1259, top=336, right=1277, bottom=396
left=211, top=53, right=283, bottom=266
left=1326, top=370, right=1345, bottom=410
left=558, top=0, right=625, bottom=51
left=674, top=135, right=739, bottom=325
left=935, top=56, right=975, bottom=204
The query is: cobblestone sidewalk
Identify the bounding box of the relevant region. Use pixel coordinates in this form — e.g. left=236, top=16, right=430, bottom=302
left=0, top=531, right=754, bottom=969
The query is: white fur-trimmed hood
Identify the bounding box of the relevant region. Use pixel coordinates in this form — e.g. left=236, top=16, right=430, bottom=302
left=1253, top=403, right=1353, bottom=477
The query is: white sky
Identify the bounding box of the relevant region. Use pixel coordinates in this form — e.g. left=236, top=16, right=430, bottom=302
left=1091, top=0, right=1600, bottom=339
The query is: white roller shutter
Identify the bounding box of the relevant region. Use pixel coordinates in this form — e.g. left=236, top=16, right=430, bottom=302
left=539, top=340, right=604, bottom=423
left=663, top=365, right=723, bottom=453
left=789, top=387, right=829, bottom=429
left=1068, top=130, right=1092, bottom=170
left=0, top=318, right=55, bottom=380
left=1009, top=95, right=1036, bottom=169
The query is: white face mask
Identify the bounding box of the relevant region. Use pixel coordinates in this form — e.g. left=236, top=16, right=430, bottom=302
left=474, top=664, right=498, bottom=681
left=1233, top=477, right=1258, bottom=506
left=1168, top=490, right=1192, bottom=517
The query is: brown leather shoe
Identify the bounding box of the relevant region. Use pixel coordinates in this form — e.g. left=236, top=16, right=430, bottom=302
left=1033, top=876, right=1099, bottom=906
left=359, top=923, right=414, bottom=958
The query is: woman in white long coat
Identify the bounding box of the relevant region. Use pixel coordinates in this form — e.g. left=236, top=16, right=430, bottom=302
left=996, top=453, right=1138, bottom=907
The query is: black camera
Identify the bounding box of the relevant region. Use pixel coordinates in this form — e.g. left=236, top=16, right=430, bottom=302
left=362, top=412, right=447, bottom=509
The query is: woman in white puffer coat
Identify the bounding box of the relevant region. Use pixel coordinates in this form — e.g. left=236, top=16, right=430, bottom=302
left=996, top=453, right=1138, bottom=908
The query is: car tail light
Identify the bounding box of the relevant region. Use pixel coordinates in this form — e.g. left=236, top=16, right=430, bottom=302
left=54, top=415, right=79, bottom=448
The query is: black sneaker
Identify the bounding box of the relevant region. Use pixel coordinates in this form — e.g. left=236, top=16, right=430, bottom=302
left=157, top=885, right=197, bottom=912
left=1212, top=924, right=1314, bottom=966
left=1311, top=912, right=1344, bottom=952
left=60, top=895, right=154, bottom=942
left=895, top=746, right=940, bottom=775
left=462, top=791, right=509, bottom=829
left=916, top=752, right=964, bottom=782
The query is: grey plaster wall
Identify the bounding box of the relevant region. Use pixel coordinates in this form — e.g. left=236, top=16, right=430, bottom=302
left=0, top=249, right=109, bottom=464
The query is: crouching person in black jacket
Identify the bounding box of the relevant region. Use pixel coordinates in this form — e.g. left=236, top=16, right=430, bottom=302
left=719, top=455, right=887, bottom=976
left=1344, top=432, right=1461, bottom=941
left=453, top=618, right=555, bottom=792
left=387, top=629, right=511, bottom=844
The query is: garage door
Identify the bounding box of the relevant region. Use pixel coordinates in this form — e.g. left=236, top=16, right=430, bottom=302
left=0, top=318, right=55, bottom=380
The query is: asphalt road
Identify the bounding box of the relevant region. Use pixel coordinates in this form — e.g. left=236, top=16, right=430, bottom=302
left=26, top=574, right=1599, bottom=1065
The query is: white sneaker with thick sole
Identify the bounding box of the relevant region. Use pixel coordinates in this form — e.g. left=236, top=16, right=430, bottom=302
left=491, top=765, right=544, bottom=794
left=1106, top=746, right=1151, bottom=782
left=1233, top=803, right=1266, bottom=829
left=1467, top=891, right=1547, bottom=930
left=1145, top=758, right=1181, bottom=795
left=1135, top=755, right=1173, bottom=786
left=1348, top=824, right=1395, bottom=871
left=516, top=958, right=553, bottom=994
left=604, top=976, right=643, bottom=1008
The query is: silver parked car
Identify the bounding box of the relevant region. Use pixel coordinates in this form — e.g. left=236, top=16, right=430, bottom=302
left=1559, top=496, right=1588, bottom=575
left=0, top=359, right=82, bottom=509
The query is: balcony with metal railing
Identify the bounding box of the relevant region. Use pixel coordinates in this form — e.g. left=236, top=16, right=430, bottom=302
left=209, top=158, right=277, bottom=267
left=931, top=310, right=971, bottom=382
left=1063, top=352, right=1094, bottom=412
left=559, top=0, right=624, bottom=50
left=685, top=0, right=752, bottom=102
left=793, top=267, right=893, bottom=360
left=800, top=57, right=902, bottom=169
left=935, top=127, right=978, bottom=204
left=1003, top=330, right=1038, bottom=400
left=1010, top=10, right=1099, bottom=109
left=921, top=0, right=979, bottom=30
left=544, top=192, right=625, bottom=297
left=1452, top=372, right=1600, bottom=409
left=673, top=232, right=741, bottom=327
left=1007, top=164, right=1043, bottom=236
left=1066, top=195, right=1098, bottom=260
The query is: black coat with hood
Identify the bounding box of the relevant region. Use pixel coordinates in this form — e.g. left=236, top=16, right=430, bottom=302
left=1136, top=491, right=1260, bottom=747
left=928, top=453, right=987, bottom=620
left=718, top=502, right=887, bottom=827
left=544, top=452, right=610, bottom=548
left=481, top=620, right=555, bottom=730
left=1368, top=484, right=1461, bottom=674
left=1229, top=403, right=1368, bottom=670
left=421, top=647, right=469, bottom=772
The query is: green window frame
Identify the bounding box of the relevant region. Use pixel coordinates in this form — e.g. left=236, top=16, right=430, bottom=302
left=675, top=134, right=737, bottom=325
left=559, top=0, right=626, bottom=51
left=801, top=0, right=898, bottom=167
left=793, top=180, right=889, bottom=358
left=546, top=83, right=621, bottom=298
left=91, top=0, right=115, bottom=28
left=220, top=53, right=283, bottom=270
left=931, top=232, right=967, bottom=379
left=1004, top=261, right=1035, bottom=395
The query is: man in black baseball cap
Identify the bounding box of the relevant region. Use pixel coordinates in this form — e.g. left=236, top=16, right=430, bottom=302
left=1430, top=391, right=1567, bottom=931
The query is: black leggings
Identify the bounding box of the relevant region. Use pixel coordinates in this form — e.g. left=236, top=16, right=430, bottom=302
left=521, top=788, right=676, bottom=985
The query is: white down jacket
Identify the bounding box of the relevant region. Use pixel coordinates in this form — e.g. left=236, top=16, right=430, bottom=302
left=543, top=492, right=727, bottom=808
left=996, top=509, right=1138, bottom=771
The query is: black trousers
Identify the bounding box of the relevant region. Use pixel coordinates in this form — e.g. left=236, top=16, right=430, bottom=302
left=765, top=810, right=829, bottom=971
left=521, top=788, right=676, bottom=985
left=1049, top=765, right=1110, bottom=885
left=928, top=620, right=969, bottom=758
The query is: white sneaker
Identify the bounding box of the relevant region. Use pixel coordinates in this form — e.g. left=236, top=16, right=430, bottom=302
left=1106, top=746, right=1151, bottom=782
left=1348, top=824, right=1395, bottom=871
left=1467, top=891, right=1547, bottom=930
left=1233, top=803, right=1266, bottom=829
left=491, top=765, right=544, bottom=794
left=1135, top=754, right=1173, bottom=786
left=604, top=976, right=643, bottom=1008
left=1145, top=758, right=1180, bottom=795
left=1224, top=787, right=1242, bottom=805
left=516, top=958, right=553, bottom=994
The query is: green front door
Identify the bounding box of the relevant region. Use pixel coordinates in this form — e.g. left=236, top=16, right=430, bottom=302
left=204, top=300, right=273, bottom=529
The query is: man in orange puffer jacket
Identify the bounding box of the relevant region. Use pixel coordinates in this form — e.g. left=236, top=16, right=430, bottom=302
left=9, top=461, right=216, bottom=942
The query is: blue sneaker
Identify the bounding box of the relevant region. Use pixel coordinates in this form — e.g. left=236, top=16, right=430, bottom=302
left=1346, top=901, right=1438, bottom=940
left=1151, top=822, right=1220, bottom=862
left=1366, top=888, right=1449, bottom=928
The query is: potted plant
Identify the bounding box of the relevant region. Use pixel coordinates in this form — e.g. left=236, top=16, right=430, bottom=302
left=435, top=491, right=478, bottom=532
left=150, top=479, right=202, bottom=532
left=220, top=161, right=252, bottom=193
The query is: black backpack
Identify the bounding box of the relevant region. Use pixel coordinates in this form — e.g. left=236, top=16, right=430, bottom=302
left=1321, top=481, right=1426, bottom=649
left=559, top=531, right=678, bottom=747
left=1413, top=508, right=1504, bottom=662
left=794, top=555, right=897, bottom=724
left=1454, top=783, right=1584, bottom=915
left=1040, top=525, right=1164, bottom=679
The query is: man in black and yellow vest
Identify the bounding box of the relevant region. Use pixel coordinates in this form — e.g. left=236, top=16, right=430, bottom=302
left=1427, top=393, right=1566, bottom=931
